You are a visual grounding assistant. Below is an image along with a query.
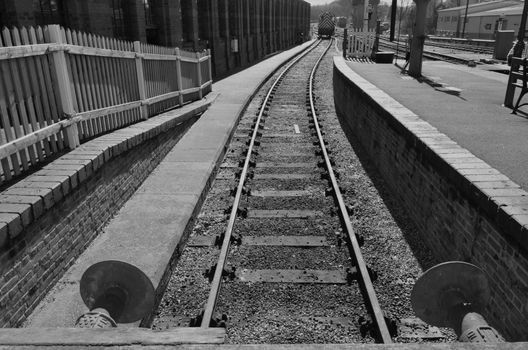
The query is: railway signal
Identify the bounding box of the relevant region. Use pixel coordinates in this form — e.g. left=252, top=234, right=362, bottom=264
left=75, top=261, right=155, bottom=328
left=411, top=261, right=504, bottom=342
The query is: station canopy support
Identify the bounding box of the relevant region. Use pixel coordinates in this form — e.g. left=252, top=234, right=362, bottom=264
left=408, top=0, right=431, bottom=77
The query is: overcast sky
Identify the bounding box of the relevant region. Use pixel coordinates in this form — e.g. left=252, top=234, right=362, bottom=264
left=305, top=0, right=390, bottom=6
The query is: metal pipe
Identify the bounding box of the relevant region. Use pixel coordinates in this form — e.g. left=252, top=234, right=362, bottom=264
left=513, top=0, right=528, bottom=58
left=390, top=0, right=397, bottom=41
left=461, top=0, right=470, bottom=38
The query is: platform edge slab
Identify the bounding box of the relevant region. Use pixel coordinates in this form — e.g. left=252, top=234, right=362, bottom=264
left=0, top=327, right=225, bottom=346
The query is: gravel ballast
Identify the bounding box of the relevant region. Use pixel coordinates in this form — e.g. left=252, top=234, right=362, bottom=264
left=152, top=41, right=457, bottom=344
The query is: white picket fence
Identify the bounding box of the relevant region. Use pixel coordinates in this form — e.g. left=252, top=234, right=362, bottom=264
left=0, top=24, right=212, bottom=184
left=347, top=28, right=376, bottom=58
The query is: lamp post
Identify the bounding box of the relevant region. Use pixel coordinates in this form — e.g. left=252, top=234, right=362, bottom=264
left=363, top=0, right=370, bottom=31
left=461, top=0, right=470, bottom=38
left=504, top=0, right=528, bottom=108
left=390, top=0, right=397, bottom=41
left=408, top=0, right=431, bottom=77
left=513, top=0, right=528, bottom=58
left=497, top=13, right=505, bottom=31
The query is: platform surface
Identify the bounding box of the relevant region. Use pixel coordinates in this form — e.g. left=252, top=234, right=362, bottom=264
left=345, top=59, right=528, bottom=191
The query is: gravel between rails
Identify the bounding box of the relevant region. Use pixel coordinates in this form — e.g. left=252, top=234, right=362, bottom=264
left=152, top=41, right=458, bottom=344
left=314, top=46, right=457, bottom=343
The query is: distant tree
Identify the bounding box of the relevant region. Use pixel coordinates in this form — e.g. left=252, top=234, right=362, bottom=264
left=311, top=0, right=382, bottom=30
left=393, top=0, right=414, bottom=36
left=378, top=3, right=391, bottom=22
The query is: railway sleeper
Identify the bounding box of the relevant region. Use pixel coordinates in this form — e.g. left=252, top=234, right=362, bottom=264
left=236, top=268, right=357, bottom=284
left=358, top=312, right=398, bottom=339
left=213, top=232, right=242, bottom=248
left=189, top=235, right=329, bottom=248
left=234, top=170, right=254, bottom=180
left=204, top=264, right=237, bottom=283
left=336, top=232, right=365, bottom=247
left=309, top=123, right=323, bottom=129
left=315, top=149, right=331, bottom=156
left=206, top=267, right=370, bottom=286
left=321, top=171, right=339, bottom=180
left=230, top=186, right=251, bottom=197
left=245, top=140, right=260, bottom=146
left=318, top=159, right=335, bottom=168
left=324, top=186, right=345, bottom=196
left=189, top=310, right=228, bottom=328
left=223, top=206, right=248, bottom=218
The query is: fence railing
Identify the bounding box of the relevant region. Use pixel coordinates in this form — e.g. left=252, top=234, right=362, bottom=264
left=0, top=25, right=212, bottom=184
left=347, top=28, right=376, bottom=58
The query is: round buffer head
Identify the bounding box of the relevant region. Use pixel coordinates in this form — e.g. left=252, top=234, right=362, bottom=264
left=411, top=261, right=490, bottom=327
left=80, top=260, right=155, bottom=324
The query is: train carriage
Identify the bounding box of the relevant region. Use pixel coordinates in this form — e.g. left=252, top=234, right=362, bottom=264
left=318, top=12, right=335, bottom=39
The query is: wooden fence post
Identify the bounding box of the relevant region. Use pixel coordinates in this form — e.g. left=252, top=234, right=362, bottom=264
left=207, top=49, right=213, bottom=83
left=48, top=25, right=80, bottom=149
left=197, top=52, right=203, bottom=99
left=133, top=41, right=148, bottom=120
left=175, top=48, right=184, bottom=106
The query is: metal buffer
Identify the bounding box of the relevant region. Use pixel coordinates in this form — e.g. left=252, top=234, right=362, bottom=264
left=75, top=261, right=155, bottom=328
left=411, top=261, right=504, bottom=342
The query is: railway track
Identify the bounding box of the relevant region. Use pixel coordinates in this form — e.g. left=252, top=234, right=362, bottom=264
left=151, top=39, right=453, bottom=344
left=380, top=35, right=494, bottom=55
left=378, top=38, right=483, bottom=65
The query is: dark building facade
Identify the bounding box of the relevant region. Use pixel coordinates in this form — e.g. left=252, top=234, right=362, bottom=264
left=0, top=0, right=310, bottom=79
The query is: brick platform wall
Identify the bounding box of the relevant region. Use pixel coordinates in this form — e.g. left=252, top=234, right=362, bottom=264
left=333, top=57, right=528, bottom=341
left=0, top=119, right=195, bottom=327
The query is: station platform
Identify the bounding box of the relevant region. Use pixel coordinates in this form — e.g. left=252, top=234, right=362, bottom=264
left=22, top=40, right=314, bottom=329
left=6, top=46, right=527, bottom=348
left=344, top=59, right=528, bottom=191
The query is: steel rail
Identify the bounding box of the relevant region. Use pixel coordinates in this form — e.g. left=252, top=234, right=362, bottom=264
left=378, top=38, right=477, bottom=65
left=200, top=39, right=322, bottom=328
left=308, top=40, right=393, bottom=343
left=379, top=37, right=493, bottom=55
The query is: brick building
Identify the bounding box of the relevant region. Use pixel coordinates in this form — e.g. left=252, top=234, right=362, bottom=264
left=436, top=0, right=520, bottom=37
left=0, top=0, right=311, bottom=78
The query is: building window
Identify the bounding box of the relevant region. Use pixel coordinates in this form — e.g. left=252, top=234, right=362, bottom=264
left=229, top=0, right=238, bottom=37
left=112, top=0, right=126, bottom=39
left=219, top=0, right=227, bottom=38
left=452, top=16, right=457, bottom=22
left=144, top=0, right=159, bottom=44
left=37, top=0, right=63, bottom=25
left=445, top=17, right=450, bottom=22
left=144, top=0, right=155, bottom=28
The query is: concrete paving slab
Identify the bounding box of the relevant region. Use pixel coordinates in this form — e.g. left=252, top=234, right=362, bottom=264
left=162, top=147, right=224, bottom=163
left=0, top=327, right=225, bottom=346
left=345, top=59, right=528, bottom=191
left=139, top=164, right=215, bottom=195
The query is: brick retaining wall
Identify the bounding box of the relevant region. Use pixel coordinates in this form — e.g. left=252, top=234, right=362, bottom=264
left=333, top=57, right=528, bottom=341
left=0, top=105, right=208, bottom=327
